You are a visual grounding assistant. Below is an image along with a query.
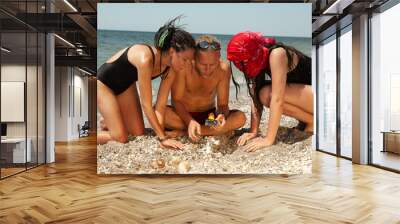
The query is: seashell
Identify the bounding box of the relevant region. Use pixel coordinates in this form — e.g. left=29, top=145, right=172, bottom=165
left=150, top=160, right=158, bottom=169
left=205, top=144, right=212, bottom=154
left=178, top=161, right=190, bottom=173
left=156, top=159, right=165, bottom=168
left=171, top=156, right=181, bottom=167
left=151, top=159, right=165, bottom=169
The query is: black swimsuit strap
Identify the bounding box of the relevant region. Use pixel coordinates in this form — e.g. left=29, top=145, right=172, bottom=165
left=267, top=45, right=303, bottom=74
left=159, top=66, right=170, bottom=75
left=141, top=44, right=169, bottom=79
left=142, top=44, right=155, bottom=68
left=121, top=46, right=130, bottom=61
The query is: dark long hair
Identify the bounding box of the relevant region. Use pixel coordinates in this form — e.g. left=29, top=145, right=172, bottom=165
left=153, top=15, right=195, bottom=79
left=154, top=15, right=195, bottom=52
left=231, top=42, right=307, bottom=109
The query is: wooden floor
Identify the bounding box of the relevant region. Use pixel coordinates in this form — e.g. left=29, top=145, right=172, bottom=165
left=1, top=167, right=26, bottom=178
left=373, top=150, right=400, bottom=171
left=1, top=163, right=45, bottom=178
left=0, top=135, right=400, bottom=223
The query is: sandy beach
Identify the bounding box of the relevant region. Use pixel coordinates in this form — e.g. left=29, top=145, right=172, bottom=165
left=97, top=94, right=313, bottom=175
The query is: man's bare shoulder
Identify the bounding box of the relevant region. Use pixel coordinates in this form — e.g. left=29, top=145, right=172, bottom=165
left=218, top=60, right=232, bottom=79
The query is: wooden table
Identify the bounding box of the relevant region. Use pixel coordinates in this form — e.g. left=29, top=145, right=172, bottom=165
left=381, top=131, right=400, bottom=154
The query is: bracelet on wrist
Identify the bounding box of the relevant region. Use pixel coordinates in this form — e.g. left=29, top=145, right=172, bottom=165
left=157, top=136, right=169, bottom=142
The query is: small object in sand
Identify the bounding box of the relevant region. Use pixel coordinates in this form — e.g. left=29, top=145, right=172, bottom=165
left=151, top=159, right=165, bottom=169
left=171, top=156, right=181, bottom=167
left=157, top=159, right=165, bottom=168
left=205, top=113, right=218, bottom=126
left=178, top=161, right=190, bottom=173
left=205, top=143, right=212, bottom=154
left=115, top=161, right=122, bottom=168
left=208, top=136, right=233, bottom=153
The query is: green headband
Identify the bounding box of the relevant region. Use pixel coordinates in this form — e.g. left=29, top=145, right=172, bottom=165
left=158, top=28, right=169, bottom=48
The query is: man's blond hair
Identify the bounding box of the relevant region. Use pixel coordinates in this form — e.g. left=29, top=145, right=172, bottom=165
left=196, top=35, right=221, bottom=47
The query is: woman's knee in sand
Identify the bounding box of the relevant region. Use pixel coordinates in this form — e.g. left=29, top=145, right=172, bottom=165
left=108, top=132, right=128, bottom=143
left=228, top=110, right=246, bottom=129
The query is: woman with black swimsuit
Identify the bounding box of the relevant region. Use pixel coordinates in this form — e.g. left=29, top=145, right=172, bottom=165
left=227, top=31, right=313, bottom=152
left=97, top=17, right=195, bottom=149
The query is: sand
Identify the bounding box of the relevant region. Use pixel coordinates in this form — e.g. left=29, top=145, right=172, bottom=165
left=97, top=96, right=313, bottom=175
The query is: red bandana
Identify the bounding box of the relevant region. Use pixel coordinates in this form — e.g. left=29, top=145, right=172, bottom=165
left=227, top=32, right=275, bottom=78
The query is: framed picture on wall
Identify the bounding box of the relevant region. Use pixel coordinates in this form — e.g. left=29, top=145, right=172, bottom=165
left=96, top=3, right=313, bottom=175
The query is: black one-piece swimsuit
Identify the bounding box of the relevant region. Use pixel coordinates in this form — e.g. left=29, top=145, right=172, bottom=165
left=263, top=46, right=311, bottom=86
left=97, top=44, right=169, bottom=95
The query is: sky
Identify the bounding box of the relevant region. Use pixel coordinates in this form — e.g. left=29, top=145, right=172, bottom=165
left=98, top=3, right=311, bottom=38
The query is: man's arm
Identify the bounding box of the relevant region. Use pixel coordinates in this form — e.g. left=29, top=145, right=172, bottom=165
left=216, top=62, right=231, bottom=118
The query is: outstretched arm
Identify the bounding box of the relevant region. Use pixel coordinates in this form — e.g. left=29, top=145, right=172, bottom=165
left=264, top=48, right=287, bottom=142
left=242, top=48, right=287, bottom=151
left=236, top=84, right=263, bottom=146
left=136, top=60, right=166, bottom=139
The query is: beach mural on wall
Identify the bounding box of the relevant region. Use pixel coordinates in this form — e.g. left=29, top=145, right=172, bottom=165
left=96, top=3, right=313, bottom=174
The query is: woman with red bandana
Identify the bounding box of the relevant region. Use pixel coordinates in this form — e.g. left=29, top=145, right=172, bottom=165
left=227, top=31, right=313, bottom=152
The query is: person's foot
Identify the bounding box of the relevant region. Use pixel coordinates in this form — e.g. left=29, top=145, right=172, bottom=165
left=293, top=121, right=306, bottom=131
left=304, top=122, right=314, bottom=133
left=165, top=130, right=186, bottom=138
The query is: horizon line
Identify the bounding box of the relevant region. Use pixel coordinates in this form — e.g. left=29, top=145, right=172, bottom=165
left=98, top=29, right=311, bottom=38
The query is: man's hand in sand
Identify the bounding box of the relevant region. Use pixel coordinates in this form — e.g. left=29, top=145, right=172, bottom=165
left=237, top=132, right=257, bottom=146
left=243, top=137, right=274, bottom=152
left=160, top=138, right=184, bottom=150
left=188, top=119, right=201, bottom=142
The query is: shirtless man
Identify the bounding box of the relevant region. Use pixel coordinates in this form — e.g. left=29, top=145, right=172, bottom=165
left=163, top=35, right=246, bottom=141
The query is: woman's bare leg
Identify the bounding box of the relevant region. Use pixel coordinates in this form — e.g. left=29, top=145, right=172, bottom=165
left=259, top=84, right=314, bottom=132
left=117, top=84, right=145, bottom=136
left=282, top=103, right=314, bottom=132
left=163, top=106, right=187, bottom=138
left=284, top=84, right=314, bottom=114
left=97, top=81, right=128, bottom=144
left=164, top=106, right=186, bottom=130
